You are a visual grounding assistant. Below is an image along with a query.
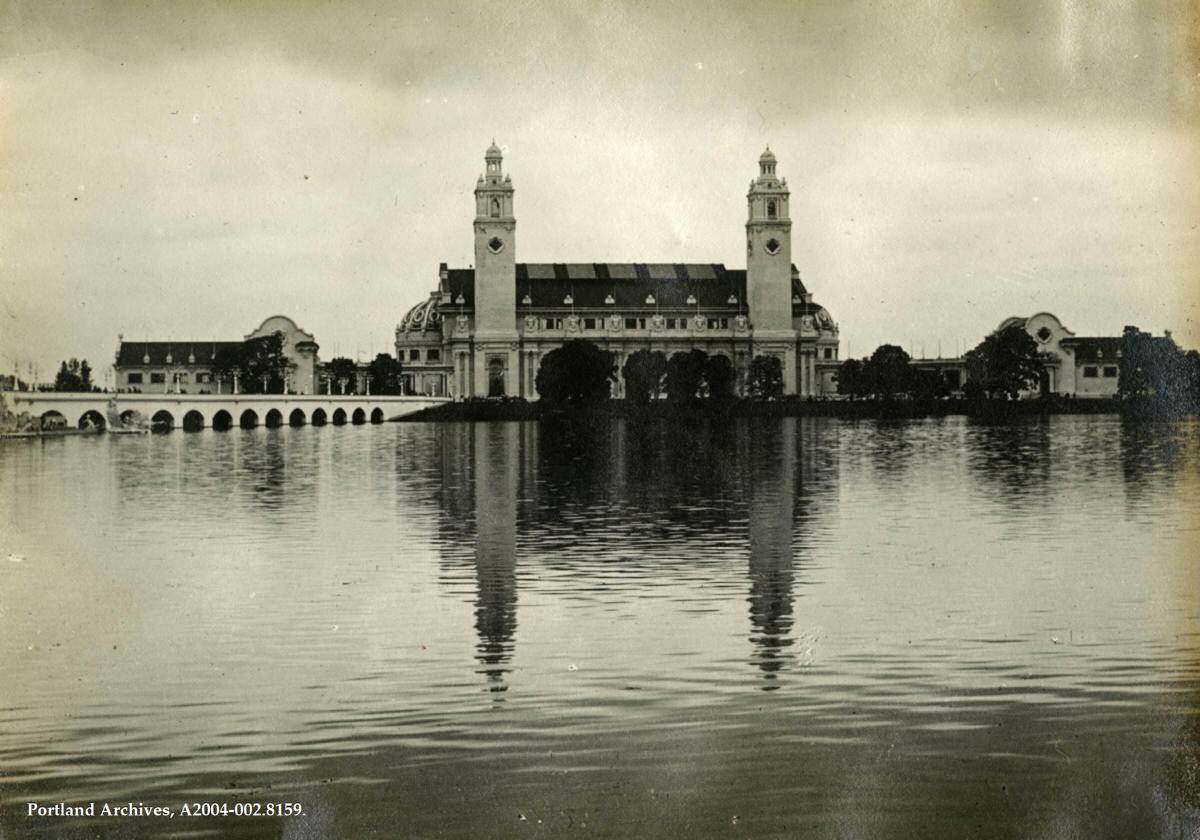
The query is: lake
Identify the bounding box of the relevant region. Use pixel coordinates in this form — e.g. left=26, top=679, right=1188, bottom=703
left=1, top=416, right=1198, bottom=838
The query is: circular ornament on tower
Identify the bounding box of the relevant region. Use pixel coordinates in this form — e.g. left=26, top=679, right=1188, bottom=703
left=487, top=236, right=504, bottom=254
left=1036, top=326, right=1052, bottom=343
left=765, top=238, right=781, bottom=255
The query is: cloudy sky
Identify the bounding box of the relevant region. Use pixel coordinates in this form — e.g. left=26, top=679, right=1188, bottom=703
left=1, top=0, right=1197, bottom=383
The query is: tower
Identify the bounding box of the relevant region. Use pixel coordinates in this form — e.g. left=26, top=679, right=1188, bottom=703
left=746, top=147, right=798, bottom=393
left=472, top=141, right=518, bottom=396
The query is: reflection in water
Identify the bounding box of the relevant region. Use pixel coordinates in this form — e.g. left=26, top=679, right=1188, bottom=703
left=472, top=423, right=519, bottom=696
left=745, top=419, right=797, bottom=687
left=5, top=417, right=1197, bottom=839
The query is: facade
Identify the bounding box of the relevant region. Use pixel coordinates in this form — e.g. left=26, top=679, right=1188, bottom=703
left=114, top=315, right=320, bottom=395
left=395, top=145, right=840, bottom=399
left=997, top=312, right=1122, bottom=398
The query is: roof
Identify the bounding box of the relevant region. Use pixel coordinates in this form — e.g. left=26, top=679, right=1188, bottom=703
left=1061, top=337, right=1123, bottom=364
left=439, top=263, right=815, bottom=312
left=115, top=341, right=242, bottom=367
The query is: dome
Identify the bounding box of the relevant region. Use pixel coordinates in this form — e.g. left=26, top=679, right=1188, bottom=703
left=759, top=146, right=777, bottom=163
left=398, top=297, right=443, bottom=335
left=485, top=140, right=503, bottom=158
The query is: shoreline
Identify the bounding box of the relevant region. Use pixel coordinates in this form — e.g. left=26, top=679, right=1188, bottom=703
left=397, top=396, right=1193, bottom=423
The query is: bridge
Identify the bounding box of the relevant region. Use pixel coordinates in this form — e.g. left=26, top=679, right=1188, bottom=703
left=2, top=392, right=450, bottom=431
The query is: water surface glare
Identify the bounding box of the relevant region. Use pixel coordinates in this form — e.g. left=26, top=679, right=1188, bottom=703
left=1, top=416, right=1198, bottom=838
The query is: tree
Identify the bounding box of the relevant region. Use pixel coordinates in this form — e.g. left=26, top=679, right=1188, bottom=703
left=704, top=354, right=737, bottom=401
left=366, top=353, right=404, bottom=395
left=622, top=349, right=667, bottom=404
left=1120, top=326, right=1200, bottom=411
left=211, top=345, right=242, bottom=392
left=239, top=332, right=290, bottom=394
left=664, top=349, right=708, bottom=402
left=837, top=358, right=867, bottom=400
left=863, top=344, right=913, bottom=400
left=747, top=355, right=784, bottom=400
left=964, top=326, right=1042, bottom=399
left=535, top=340, right=615, bottom=404
left=53, top=358, right=92, bottom=392
left=326, top=357, right=359, bottom=395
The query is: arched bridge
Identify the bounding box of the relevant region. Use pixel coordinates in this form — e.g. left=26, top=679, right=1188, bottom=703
left=4, top=392, right=449, bottom=431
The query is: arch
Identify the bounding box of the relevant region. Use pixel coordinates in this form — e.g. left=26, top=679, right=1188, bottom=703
left=311, top=408, right=328, bottom=426
left=289, top=408, right=306, bottom=427
left=490, top=197, right=501, bottom=218
left=78, top=409, right=106, bottom=431
left=40, top=410, right=67, bottom=430
left=767, top=199, right=777, bottom=219
left=331, top=408, right=347, bottom=426
left=119, top=409, right=138, bottom=426
left=264, top=408, right=284, bottom=428
left=351, top=408, right=366, bottom=425
left=370, top=407, right=385, bottom=424
left=212, top=410, right=233, bottom=431
left=151, top=410, right=175, bottom=432
left=182, top=410, right=205, bottom=432
left=239, top=409, right=258, bottom=429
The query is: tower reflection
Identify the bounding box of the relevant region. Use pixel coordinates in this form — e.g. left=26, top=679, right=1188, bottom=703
left=471, top=423, right=521, bottom=696
left=744, top=418, right=798, bottom=689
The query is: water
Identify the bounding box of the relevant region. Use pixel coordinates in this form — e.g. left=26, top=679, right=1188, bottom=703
left=1, top=416, right=1198, bottom=838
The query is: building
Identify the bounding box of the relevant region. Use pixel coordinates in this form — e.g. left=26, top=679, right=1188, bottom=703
left=395, top=144, right=840, bottom=399
left=996, top=312, right=1123, bottom=398
left=114, top=315, right=320, bottom=394
left=908, top=312, right=1140, bottom=398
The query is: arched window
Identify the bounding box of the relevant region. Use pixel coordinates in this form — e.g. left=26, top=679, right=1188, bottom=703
left=767, top=200, right=777, bottom=220
left=490, top=198, right=501, bottom=218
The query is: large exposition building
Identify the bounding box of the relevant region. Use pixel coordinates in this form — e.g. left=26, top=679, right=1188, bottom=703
left=395, top=145, right=841, bottom=399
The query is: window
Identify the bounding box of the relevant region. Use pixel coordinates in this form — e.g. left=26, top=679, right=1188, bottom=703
left=175, top=372, right=189, bottom=383
left=127, top=372, right=143, bottom=384
left=767, top=200, right=777, bottom=220
left=638, top=318, right=647, bottom=330
left=196, top=373, right=211, bottom=384
left=427, top=348, right=441, bottom=362
left=584, top=318, right=597, bottom=330
left=490, top=198, right=500, bottom=218
left=707, top=318, right=728, bottom=330
left=823, top=348, right=833, bottom=359
left=625, top=318, right=638, bottom=330
left=1103, top=366, right=1118, bottom=378
left=409, top=349, right=421, bottom=361
left=666, top=318, right=677, bottom=329
left=150, top=372, right=166, bottom=384
left=1083, top=366, right=1098, bottom=378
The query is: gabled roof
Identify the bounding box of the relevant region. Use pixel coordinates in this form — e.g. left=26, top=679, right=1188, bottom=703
left=115, top=342, right=242, bottom=367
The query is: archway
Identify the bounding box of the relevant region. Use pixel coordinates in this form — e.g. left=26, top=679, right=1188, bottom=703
left=151, top=410, right=174, bottom=432
left=212, top=410, right=233, bottom=431
left=182, top=410, right=205, bottom=432
left=289, top=408, right=306, bottom=427
left=264, top=408, right=283, bottom=429
left=78, top=409, right=106, bottom=431
left=351, top=408, right=366, bottom=425
left=370, top=407, right=385, bottom=424
left=40, top=411, right=67, bottom=431
left=311, top=408, right=327, bottom=427
left=239, top=409, right=258, bottom=429
left=332, top=408, right=347, bottom=426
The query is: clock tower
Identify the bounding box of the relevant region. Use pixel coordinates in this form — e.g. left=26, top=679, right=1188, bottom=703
left=472, top=141, right=518, bottom=396
left=746, top=147, right=798, bottom=394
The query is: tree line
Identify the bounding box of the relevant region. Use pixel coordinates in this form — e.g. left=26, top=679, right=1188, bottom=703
left=534, top=341, right=788, bottom=404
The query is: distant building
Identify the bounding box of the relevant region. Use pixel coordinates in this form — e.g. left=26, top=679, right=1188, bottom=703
left=395, top=144, right=841, bottom=399
left=909, top=312, right=1145, bottom=398
left=113, top=315, right=319, bottom=394
left=997, top=312, right=1122, bottom=397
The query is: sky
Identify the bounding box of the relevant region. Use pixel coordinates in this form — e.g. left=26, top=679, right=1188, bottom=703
left=1, top=0, right=1197, bottom=384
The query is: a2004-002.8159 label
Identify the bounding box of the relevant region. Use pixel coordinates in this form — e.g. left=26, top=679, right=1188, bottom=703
left=26, top=802, right=305, bottom=819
